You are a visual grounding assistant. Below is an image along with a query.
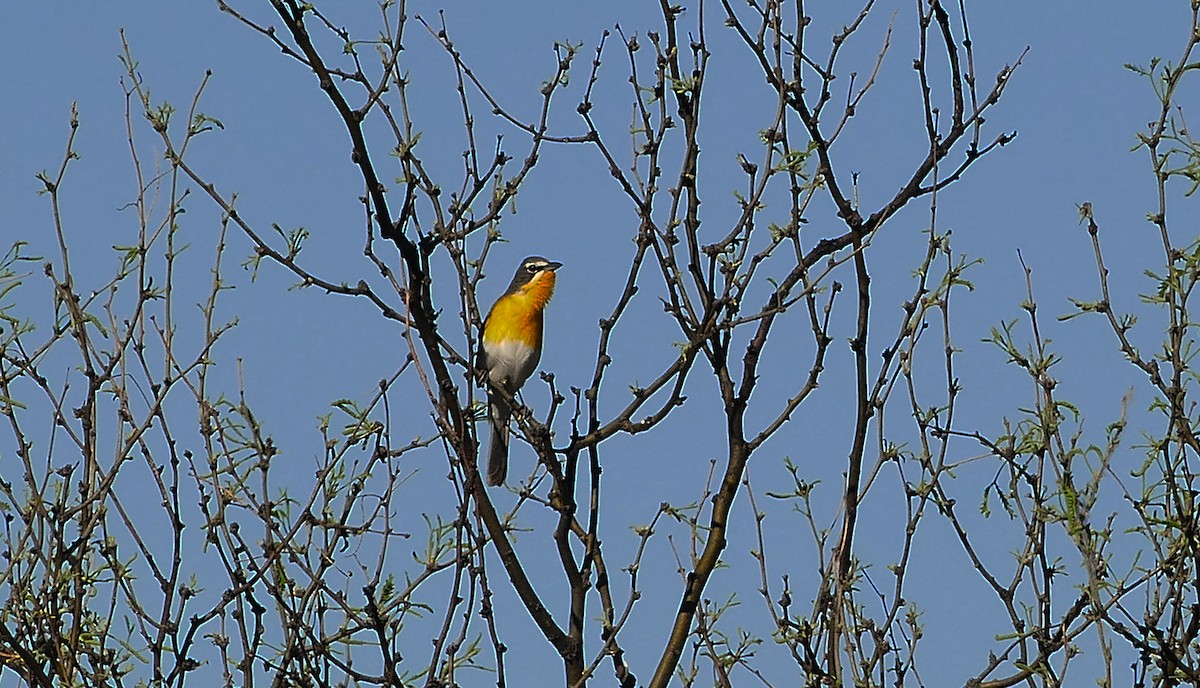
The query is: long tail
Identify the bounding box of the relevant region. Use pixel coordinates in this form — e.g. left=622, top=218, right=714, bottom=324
left=486, top=389, right=511, bottom=487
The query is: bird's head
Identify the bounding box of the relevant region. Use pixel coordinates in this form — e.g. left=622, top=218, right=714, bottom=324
left=506, top=256, right=562, bottom=295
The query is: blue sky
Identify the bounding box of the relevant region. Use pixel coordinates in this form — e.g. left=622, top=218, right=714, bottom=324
left=2, top=2, right=1197, bottom=685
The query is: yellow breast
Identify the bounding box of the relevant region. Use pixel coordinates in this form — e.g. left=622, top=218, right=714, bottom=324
left=483, top=271, right=556, bottom=348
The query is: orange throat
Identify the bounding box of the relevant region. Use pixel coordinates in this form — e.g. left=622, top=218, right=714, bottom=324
left=483, top=271, right=556, bottom=346
left=522, top=270, right=556, bottom=310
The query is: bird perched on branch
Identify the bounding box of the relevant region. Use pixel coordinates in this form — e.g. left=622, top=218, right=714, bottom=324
left=479, top=256, right=562, bottom=486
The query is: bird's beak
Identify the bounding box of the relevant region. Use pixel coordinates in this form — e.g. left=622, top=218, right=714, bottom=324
left=546, top=261, right=563, bottom=271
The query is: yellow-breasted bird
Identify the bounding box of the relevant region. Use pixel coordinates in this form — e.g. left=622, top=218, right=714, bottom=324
left=479, top=256, right=562, bottom=486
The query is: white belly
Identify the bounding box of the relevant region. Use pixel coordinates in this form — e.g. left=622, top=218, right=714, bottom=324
left=484, top=338, right=539, bottom=392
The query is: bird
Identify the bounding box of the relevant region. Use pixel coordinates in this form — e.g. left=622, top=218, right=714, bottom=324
left=479, top=256, right=562, bottom=486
